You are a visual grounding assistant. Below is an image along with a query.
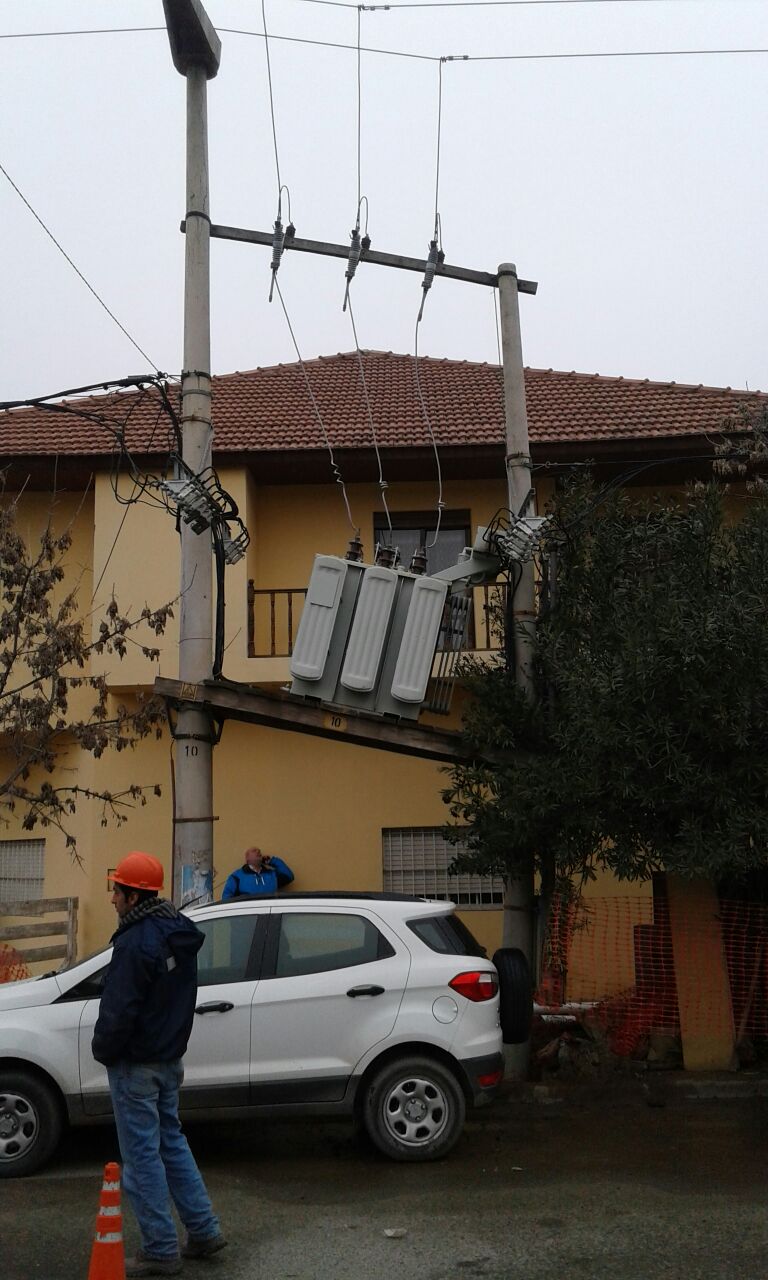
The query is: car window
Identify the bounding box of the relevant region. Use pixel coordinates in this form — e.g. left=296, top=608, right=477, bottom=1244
left=58, top=965, right=110, bottom=1001
left=274, top=912, right=394, bottom=978
left=407, top=914, right=487, bottom=957
left=195, top=914, right=262, bottom=985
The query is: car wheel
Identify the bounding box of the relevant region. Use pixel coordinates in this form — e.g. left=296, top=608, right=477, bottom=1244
left=0, top=1070, right=63, bottom=1178
left=493, top=947, right=533, bottom=1044
left=363, top=1056, right=466, bottom=1163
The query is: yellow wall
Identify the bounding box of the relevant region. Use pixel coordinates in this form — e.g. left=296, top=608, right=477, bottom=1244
left=91, top=474, right=180, bottom=686
left=6, top=467, right=691, bottom=964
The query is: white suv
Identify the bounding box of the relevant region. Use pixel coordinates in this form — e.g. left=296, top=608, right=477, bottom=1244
left=0, top=893, right=520, bottom=1178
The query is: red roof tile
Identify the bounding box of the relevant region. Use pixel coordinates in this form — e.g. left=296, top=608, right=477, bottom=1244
left=1, top=352, right=764, bottom=458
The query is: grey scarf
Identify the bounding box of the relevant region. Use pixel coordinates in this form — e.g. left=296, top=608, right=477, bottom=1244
left=118, top=896, right=180, bottom=932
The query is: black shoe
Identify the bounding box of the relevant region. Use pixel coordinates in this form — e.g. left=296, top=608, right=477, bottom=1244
left=125, top=1252, right=183, bottom=1277
left=182, top=1234, right=227, bottom=1260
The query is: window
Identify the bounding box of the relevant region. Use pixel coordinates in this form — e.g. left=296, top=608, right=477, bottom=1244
left=274, top=912, right=394, bottom=978
left=195, top=914, right=262, bottom=986
left=407, top=915, right=487, bottom=958
left=372, top=510, right=475, bottom=649
left=60, top=965, right=109, bottom=1002
left=0, top=839, right=44, bottom=903
left=373, top=510, right=471, bottom=578
left=383, top=828, right=504, bottom=909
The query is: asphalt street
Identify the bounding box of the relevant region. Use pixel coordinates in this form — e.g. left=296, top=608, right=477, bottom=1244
left=3, top=1090, right=767, bottom=1280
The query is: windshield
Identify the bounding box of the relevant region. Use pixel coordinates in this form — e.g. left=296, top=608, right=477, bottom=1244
left=38, top=943, right=111, bottom=979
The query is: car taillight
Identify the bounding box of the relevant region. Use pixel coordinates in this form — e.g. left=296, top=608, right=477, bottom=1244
left=449, top=970, right=499, bottom=1002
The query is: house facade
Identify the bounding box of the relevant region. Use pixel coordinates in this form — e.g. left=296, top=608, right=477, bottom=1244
left=1, top=351, right=764, bottom=979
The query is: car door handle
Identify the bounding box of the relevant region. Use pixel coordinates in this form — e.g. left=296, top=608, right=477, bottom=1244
left=195, top=1001, right=235, bottom=1014
left=346, top=985, right=385, bottom=998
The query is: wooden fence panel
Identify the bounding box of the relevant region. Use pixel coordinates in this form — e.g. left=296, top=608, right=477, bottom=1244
left=0, top=897, right=79, bottom=978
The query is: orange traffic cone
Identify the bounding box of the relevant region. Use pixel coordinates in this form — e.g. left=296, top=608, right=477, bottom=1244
left=87, top=1161, right=125, bottom=1280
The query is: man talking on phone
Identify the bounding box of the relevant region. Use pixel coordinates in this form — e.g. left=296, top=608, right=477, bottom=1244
left=221, top=846, right=294, bottom=900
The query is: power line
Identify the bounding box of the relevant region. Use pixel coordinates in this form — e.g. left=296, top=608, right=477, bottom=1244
left=272, top=277, right=358, bottom=532
left=413, top=315, right=446, bottom=547
left=92, top=502, right=133, bottom=602
left=357, top=7, right=363, bottom=210
left=260, top=3, right=357, bottom=535
left=492, top=288, right=502, bottom=366
left=1, top=0, right=727, bottom=27
left=0, top=161, right=159, bottom=371
left=434, top=60, right=443, bottom=234
left=0, top=28, right=167, bottom=39
left=296, top=0, right=736, bottom=7
left=220, top=26, right=437, bottom=60
left=346, top=296, right=393, bottom=535
left=343, top=10, right=385, bottom=535
left=261, top=1, right=283, bottom=199
left=221, top=30, right=768, bottom=64
left=412, top=57, right=447, bottom=545
left=451, top=46, right=768, bottom=61
left=3, top=26, right=767, bottom=65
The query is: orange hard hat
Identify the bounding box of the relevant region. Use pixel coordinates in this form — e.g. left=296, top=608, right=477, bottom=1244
left=108, top=851, right=164, bottom=892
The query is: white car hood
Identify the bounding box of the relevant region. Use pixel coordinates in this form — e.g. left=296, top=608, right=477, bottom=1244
left=0, top=973, right=62, bottom=1010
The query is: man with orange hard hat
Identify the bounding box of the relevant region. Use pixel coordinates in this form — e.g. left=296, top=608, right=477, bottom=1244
left=92, top=851, right=225, bottom=1276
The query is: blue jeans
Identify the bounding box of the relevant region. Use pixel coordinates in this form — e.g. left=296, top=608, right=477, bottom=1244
left=108, top=1060, right=220, bottom=1260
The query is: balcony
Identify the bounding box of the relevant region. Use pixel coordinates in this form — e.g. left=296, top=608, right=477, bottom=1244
left=247, top=581, right=507, bottom=659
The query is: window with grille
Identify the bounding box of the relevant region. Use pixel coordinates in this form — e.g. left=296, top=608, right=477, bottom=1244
left=382, top=828, right=504, bottom=909
left=372, top=510, right=471, bottom=578
left=0, top=839, right=45, bottom=903
left=372, top=510, right=476, bottom=649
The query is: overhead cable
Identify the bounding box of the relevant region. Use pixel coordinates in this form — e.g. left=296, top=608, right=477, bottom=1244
left=1, top=379, right=185, bottom=534
left=272, top=277, right=358, bottom=532
left=93, top=386, right=175, bottom=602
left=413, top=57, right=447, bottom=546
left=1, top=3, right=741, bottom=29
left=339, top=9, right=386, bottom=534
left=346, top=296, right=392, bottom=536
left=296, top=0, right=729, bottom=8
left=0, top=374, right=173, bottom=413
left=5, top=27, right=767, bottom=65
left=257, top=4, right=357, bottom=533
left=492, top=288, right=502, bottom=365
left=223, top=33, right=768, bottom=63
left=261, top=1, right=282, bottom=197
left=357, top=7, right=363, bottom=211
left=413, top=319, right=445, bottom=548
left=261, top=1, right=296, bottom=300
left=0, top=28, right=169, bottom=39
left=343, top=10, right=372, bottom=312
left=0, top=161, right=159, bottom=371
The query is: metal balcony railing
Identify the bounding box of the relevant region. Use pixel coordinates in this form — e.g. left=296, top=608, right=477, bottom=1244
left=247, top=581, right=508, bottom=659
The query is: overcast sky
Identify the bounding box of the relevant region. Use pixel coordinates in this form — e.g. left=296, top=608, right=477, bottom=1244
left=1, top=0, right=767, bottom=404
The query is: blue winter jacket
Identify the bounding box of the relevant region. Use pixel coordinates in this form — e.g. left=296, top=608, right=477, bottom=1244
left=221, top=856, right=294, bottom=901
left=92, top=905, right=204, bottom=1067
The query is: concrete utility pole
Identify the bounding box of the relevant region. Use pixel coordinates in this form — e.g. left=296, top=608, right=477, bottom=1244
left=163, top=0, right=221, bottom=906
left=497, top=263, right=537, bottom=1078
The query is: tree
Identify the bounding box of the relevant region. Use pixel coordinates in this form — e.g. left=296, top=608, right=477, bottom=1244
left=442, top=476, right=768, bottom=902
left=0, top=490, right=173, bottom=855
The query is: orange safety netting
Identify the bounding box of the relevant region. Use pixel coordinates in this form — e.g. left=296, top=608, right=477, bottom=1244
left=0, top=943, right=30, bottom=984
left=536, top=894, right=768, bottom=1059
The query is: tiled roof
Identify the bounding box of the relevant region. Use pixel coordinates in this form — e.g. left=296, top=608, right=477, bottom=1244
left=1, top=352, right=764, bottom=458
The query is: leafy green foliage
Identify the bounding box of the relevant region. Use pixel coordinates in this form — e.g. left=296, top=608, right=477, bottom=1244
left=443, top=478, right=768, bottom=885
left=0, top=491, right=173, bottom=855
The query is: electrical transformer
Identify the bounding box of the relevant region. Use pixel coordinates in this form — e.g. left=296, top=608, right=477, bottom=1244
left=288, top=554, right=449, bottom=720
